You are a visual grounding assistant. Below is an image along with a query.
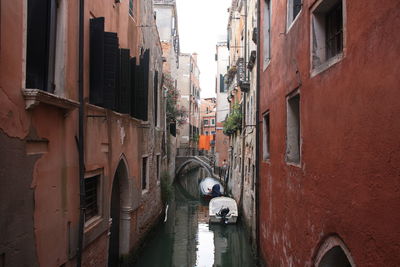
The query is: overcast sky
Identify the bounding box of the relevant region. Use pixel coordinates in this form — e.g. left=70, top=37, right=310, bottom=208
left=176, top=0, right=231, bottom=98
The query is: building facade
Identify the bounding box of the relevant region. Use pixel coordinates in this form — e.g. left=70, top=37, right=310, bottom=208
left=258, top=0, right=400, bottom=266
left=214, top=42, right=230, bottom=167
left=224, top=0, right=258, bottom=246
left=200, top=97, right=216, bottom=136
left=0, top=0, right=165, bottom=266
left=154, top=0, right=181, bottom=177
left=176, top=53, right=201, bottom=150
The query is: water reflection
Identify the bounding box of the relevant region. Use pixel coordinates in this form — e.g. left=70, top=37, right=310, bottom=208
left=132, top=167, right=256, bottom=267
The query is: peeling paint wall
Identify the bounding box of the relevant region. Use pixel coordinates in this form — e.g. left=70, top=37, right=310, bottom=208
left=1, top=0, right=165, bottom=266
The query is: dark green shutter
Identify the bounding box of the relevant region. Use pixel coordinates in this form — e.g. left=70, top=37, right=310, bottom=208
left=154, top=71, right=159, bottom=126
left=89, top=17, right=105, bottom=106
left=103, top=32, right=118, bottom=110
left=119, top=49, right=131, bottom=114
left=220, top=74, right=225, bottom=92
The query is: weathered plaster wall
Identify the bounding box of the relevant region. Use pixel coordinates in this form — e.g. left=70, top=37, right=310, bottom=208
left=0, top=131, right=39, bottom=267
left=258, top=0, right=400, bottom=266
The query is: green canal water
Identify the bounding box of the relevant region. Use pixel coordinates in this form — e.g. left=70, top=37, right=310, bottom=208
left=132, top=167, right=257, bottom=267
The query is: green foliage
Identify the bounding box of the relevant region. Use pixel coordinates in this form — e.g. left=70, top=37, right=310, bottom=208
left=223, top=103, right=242, bottom=136
left=163, top=73, right=188, bottom=126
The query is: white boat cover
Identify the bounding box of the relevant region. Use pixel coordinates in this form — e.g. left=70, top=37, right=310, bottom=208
left=209, top=197, right=238, bottom=224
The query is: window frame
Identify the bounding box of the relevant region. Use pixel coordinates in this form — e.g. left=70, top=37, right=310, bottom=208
left=141, top=155, right=149, bottom=193
left=285, top=90, right=301, bottom=166
left=286, top=0, right=302, bottom=32
left=310, top=0, right=346, bottom=77
left=263, top=112, right=271, bottom=161
left=84, top=172, right=103, bottom=227
left=263, top=0, right=272, bottom=70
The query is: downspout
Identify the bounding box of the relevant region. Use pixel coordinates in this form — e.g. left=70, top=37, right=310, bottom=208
left=255, top=0, right=261, bottom=262
left=239, top=0, right=248, bottom=211
left=77, top=0, right=85, bottom=266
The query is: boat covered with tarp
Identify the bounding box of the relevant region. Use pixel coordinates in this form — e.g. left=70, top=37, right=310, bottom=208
left=209, top=197, right=238, bottom=224
left=199, top=177, right=224, bottom=199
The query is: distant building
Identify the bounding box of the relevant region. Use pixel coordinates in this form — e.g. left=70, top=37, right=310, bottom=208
left=215, top=42, right=230, bottom=167
left=176, top=53, right=201, bottom=150
left=200, top=97, right=216, bottom=136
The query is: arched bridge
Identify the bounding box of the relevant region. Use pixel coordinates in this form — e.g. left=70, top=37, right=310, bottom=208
left=175, top=156, right=214, bottom=178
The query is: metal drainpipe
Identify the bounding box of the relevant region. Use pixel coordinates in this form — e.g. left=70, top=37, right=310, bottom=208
left=239, top=0, right=248, bottom=212
left=255, top=0, right=261, bottom=262
left=77, top=0, right=85, bottom=266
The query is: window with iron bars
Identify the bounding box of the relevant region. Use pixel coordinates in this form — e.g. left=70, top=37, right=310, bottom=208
left=326, top=2, right=343, bottom=59
left=85, top=175, right=100, bottom=221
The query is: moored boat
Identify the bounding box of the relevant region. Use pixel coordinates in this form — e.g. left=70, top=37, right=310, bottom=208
left=209, top=197, right=238, bottom=224
left=199, top=177, right=224, bottom=199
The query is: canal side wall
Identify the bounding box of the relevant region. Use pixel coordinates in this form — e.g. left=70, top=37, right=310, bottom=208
left=0, top=0, right=165, bottom=266
left=258, top=0, right=400, bottom=266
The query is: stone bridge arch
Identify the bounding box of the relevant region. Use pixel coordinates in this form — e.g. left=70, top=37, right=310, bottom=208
left=175, top=156, right=214, bottom=178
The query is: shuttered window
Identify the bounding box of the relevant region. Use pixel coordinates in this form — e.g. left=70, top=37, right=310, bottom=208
left=90, top=17, right=120, bottom=110
left=119, top=49, right=132, bottom=114
left=219, top=74, right=225, bottom=92
left=131, top=50, right=150, bottom=121
left=85, top=175, right=99, bottom=221
left=89, top=17, right=105, bottom=106
left=26, top=0, right=58, bottom=92
left=103, top=32, right=118, bottom=110
left=154, top=71, right=159, bottom=126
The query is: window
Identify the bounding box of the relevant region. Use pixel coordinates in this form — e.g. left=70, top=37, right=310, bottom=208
left=263, top=112, right=270, bottom=160
left=211, top=119, right=215, bottom=125
left=142, top=157, right=148, bottom=190
left=287, top=0, right=302, bottom=29
left=205, top=131, right=209, bottom=135
left=129, top=0, right=134, bottom=17
left=311, top=0, right=344, bottom=72
left=26, top=0, right=59, bottom=92
left=204, top=119, right=209, bottom=126
left=154, top=71, right=159, bottom=126
left=263, top=0, right=271, bottom=68
left=286, top=92, right=300, bottom=164
left=211, top=131, right=216, bottom=135
left=84, top=175, right=100, bottom=221
left=156, top=155, right=160, bottom=182
left=219, top=74, right=225, bottom=92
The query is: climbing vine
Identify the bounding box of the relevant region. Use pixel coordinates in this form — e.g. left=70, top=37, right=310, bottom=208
left=223, top=103, right=242, bottom=136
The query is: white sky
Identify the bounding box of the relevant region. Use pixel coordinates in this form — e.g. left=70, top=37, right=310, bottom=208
left=176, top=0, right=231, bottom=98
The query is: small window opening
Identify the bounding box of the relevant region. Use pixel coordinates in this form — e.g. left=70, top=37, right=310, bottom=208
left=156, top=155, right=160, bottom=182
left=287, top=0, right=302, bottom=28
left=84, top=175, right=100, bottom=221
left=286, top=93, right=300, bottom=164
left=263, top=0, right=271, bottom=68
left=311, top=0, right=344, bottom=69
left=263, top=112, right=270, bottom=160
left=142, top=157, right=148, bottom=190
left=129, top=0, right=134, bottom=17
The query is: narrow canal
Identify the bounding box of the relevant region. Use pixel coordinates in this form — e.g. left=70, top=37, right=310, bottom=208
left=132, top=166, right=257, bottom=267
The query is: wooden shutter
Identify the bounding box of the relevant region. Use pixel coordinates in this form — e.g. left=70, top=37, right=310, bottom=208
left=89, top=17, right=105, bottom=106
left=154, top=71, right=159, bottom=126
left=115, top=49, right=121, bottom=112
left=220, top=74, right=225, bottom=92
left=103, top=32, right=118, bottom=110
left=26, top=0, right=51, bottom=91
left=130, top=57, right=137, bottom=117
left=119, top=49, right=131, bottom=114
left=132, top=50, right=150, bottom=121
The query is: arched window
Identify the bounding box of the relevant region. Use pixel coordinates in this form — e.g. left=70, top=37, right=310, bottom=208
left=314, top=236, right=355, bottom=267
